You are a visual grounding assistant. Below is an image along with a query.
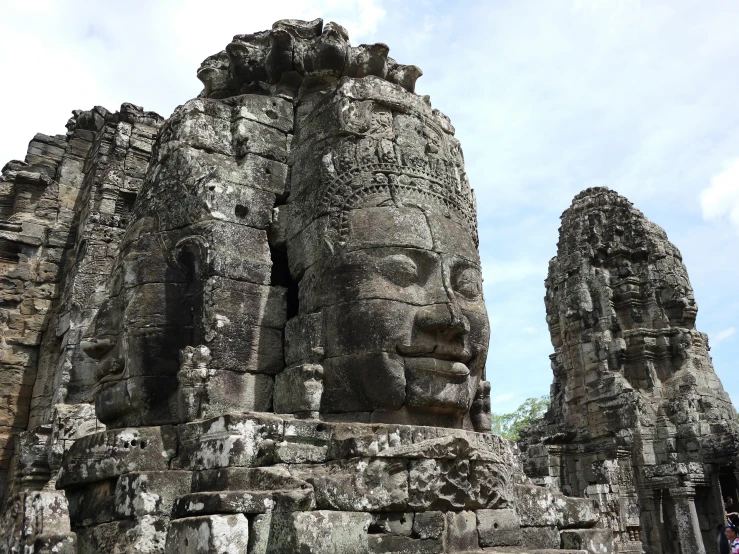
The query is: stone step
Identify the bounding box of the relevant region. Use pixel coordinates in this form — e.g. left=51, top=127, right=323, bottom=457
left=173, top=487, right=315, bottom=517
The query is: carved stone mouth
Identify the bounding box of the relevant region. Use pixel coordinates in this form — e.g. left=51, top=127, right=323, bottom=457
left=403, top=356, right=470, bottom=379
left=96, top=373, right=123, bottom=389
left=396, top=343, right=471, bottom=364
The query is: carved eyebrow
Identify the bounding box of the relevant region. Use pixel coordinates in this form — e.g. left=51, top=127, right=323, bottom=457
left=348, top=245, right=440, bottom=261
left=446, top=254, right=481, bottom=270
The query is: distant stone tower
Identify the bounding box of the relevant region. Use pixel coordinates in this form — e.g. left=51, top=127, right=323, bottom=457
left=521, top=187, right=739, bottom=553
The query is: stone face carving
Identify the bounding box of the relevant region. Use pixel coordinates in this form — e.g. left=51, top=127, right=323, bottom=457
left=521, top=187, right=739, bottom=554
left=284, top=76, right=487, bottom=428
left=75, top=17, right=490, bottom=432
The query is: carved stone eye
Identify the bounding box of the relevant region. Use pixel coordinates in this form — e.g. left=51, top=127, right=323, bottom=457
left=379, top=254, right=419, bottom=287
left=453, top=266, right=482, bottom=300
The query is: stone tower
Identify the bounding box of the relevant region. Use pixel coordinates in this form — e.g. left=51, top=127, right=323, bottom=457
left=521, top=187, right=739, bottom=553
left=0, top=19, right=606, bottom=553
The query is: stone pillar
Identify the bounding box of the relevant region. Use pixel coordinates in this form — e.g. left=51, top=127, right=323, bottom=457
left=669, top=487, right=706, bottom=554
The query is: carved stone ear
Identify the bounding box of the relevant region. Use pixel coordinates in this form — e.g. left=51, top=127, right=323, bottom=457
left=173, top=235, right=210, bottom=284
left=273, top=363, right=324, bottom=419
left=177, top=345, right=210, bottom=422
left=471, top=380, right=492, bottom=432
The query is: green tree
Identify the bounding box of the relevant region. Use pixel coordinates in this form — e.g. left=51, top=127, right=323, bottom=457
left=491, top=395, right=550, bottom=441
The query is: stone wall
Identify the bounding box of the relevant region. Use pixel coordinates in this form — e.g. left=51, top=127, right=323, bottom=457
left=56, top=413, right=603, bottom=553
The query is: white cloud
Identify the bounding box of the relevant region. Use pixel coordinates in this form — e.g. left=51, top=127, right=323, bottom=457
left=712, top=327, right=736, bottom=346
left=700, top=160, right=739, bottom=231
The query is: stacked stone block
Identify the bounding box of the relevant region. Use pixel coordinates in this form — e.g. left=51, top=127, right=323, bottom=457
left=56, top=413, right=602, bottom=553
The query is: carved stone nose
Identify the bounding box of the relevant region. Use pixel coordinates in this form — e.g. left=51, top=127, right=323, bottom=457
left=415, top=303, right=469, bottom=338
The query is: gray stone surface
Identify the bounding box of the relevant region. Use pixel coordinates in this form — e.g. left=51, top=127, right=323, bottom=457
left=164, top=514, right=250, bottom=553
left=477, top=509, right=522, bottom=547
left=560, top=529, right=616, bottom=554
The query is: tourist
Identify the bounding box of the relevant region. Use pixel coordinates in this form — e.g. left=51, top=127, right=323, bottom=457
left=725, top=525, right=739, bottom=554
left=719, top=524, right=731, bottom=554
left=727, top=497, right=739, bottom=528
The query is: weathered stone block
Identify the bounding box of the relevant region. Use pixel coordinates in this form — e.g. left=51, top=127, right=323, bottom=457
left=77, top=515, right=169, bottom=554
left=248, top=513, right=271, bottom=554
left=31, top=534, right=77, bottom=554
left=173, top=487, right=314, bottom=517
left=514, top=484, right=558, bottom=527
left=268, top=510, right=372, bottom=554
left=291, top=458, right=409, bottom=511
left=58, top=426, right=177, bottom=487
left=275, top=419, right=332, bottom=464
left=409, top=458, right=511, bottom=510
left=560, top=529, right=616, bottom=553
left=175, top=413, right=283, bottom=470
left=164, top=514, right=249, bottom=553
left=476, top=508, right=522, bottom=547
left=520, top=525, right=560, bottom=549
left=198, top=179, right=276, bottom=229
left=203, top=325, right=284, bottom=374
left=192, top=466, right=303, bottom=492
left=204, top=277, right=287, bottom=330
left=67, top=480, right=117, bottom=527
left=443, top=510, right=478, bottom=552
left=201, top=370, right=274, bottom=417
left=412, top=511, right=444, bottom=540
left=115, top=471, right=193, bottom=518
left=556, top=496, right=599, bottom=529
left=370, top=512, right=414, bottom=536
left=229, top=95, right=293, bottom=133
left=236, top=154, right=289, bottom=196
left=186, top=220, right=272, bottom=284
left=232, top=118, right=289, bottom=162
left=321, top=352, right=406, bottom=413
left=284, top=312, right=324, bottom=366
left=167, top=111, right=233, bottom=157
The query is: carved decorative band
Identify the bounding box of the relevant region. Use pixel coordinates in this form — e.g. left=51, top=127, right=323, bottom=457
left=321, top=163, right=478, bottom=247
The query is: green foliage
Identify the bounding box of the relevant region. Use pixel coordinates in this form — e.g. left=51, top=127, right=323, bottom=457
left=490, top=395, right=550, bottom=441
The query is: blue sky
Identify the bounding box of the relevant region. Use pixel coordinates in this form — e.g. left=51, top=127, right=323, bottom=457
left=2, top=0, right=738, bottom=414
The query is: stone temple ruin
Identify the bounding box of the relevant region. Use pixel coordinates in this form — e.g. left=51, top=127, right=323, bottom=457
left=519, top=187, right=739, bottom=553
left=0, top=18, right=735, bottom=554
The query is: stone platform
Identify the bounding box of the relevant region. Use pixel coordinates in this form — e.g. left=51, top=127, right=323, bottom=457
left=54, top=412, right=605, bottom=553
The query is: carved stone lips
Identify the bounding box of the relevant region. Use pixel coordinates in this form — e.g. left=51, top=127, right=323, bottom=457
left=396, top=343, right=471, bottom=363
left=402, top=356, right=470, bottom=379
